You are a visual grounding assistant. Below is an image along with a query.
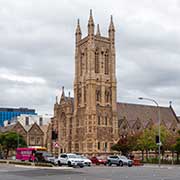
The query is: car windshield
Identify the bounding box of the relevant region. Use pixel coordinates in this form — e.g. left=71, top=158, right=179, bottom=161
left=97, top=156, right=106, bottom=160
left=43, top=152, right=53, bottom=157
left=120, top=156, right=128, bottom=159
left=80, top=155, right=88, bottom=159
left=68, top=154, right=77, bottom=158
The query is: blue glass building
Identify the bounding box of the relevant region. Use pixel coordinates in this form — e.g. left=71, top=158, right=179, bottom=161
left=0, top=108, right=37, bottom=127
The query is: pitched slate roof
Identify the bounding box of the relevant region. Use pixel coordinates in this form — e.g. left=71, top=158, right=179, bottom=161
left=0, top=122, right=27, bottom=134
left=117, top=102, right=179, bottom=129
left=0, top=124, right=16, bottom=133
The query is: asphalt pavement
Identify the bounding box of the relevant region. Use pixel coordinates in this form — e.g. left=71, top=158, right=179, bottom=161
left=1, top=164, right=180, bottom=180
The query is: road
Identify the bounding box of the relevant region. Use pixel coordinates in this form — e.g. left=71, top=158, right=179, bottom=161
left=1, top=164, right=180, bottom=180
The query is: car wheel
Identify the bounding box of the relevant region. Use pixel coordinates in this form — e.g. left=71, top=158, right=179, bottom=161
left=108, top=161, right=112, bottom=166
left=119, top=161, right=123, bottom=167
left=68, top=161, right=72, bottom=167
left=58, top=160, right=62, bottom=166
left=128, top=164, right=132, bottom=167
left=34, top=158, right=38, bottom=163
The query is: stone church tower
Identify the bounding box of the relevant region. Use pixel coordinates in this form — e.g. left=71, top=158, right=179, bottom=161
left=72, top=10, right=118, bottom=154
left=49, top=11, right=118, bottom=155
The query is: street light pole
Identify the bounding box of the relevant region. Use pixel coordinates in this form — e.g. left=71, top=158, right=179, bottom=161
left=17, top=132, right=19, bottom=148
left=138, top=97, right=161, bottom=167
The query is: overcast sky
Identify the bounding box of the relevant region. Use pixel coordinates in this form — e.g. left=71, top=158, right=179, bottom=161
left=0, top=0, right=180, bottom=116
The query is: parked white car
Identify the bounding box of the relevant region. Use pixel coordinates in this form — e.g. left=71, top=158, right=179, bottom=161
left=54, top=153, right=84, bottom=167
left=77, top=155, right=92, bottom=166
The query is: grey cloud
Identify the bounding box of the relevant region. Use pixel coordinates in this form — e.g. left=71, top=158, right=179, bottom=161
left=0, top=0, right=180, bottom=115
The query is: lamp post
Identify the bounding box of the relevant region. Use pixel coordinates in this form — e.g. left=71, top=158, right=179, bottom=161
left=138, top=97, right=161, bottom=167
left=17, top=133, right=19, bottom=148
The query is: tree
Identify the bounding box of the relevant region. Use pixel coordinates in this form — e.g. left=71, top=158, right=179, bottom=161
left=136, top=128, right=156, bottom=160
left=174, top=130, right=180, bottom=163
left=153, top=126, right=179, bottom=163
left=111, top=134, right=140, bottom=156
left=0, top=132, right=26, bottom=159
left=136, top=125, right=173, bottom=160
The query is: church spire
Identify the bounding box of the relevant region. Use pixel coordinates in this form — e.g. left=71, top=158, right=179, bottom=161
left=75, top=19, right=82, bottom=43
left=109, top=15, right=115, bottom=43
left=88, top=9, right=94, bottom=36
left=96, top=24, right=101, bottom=36
left=55, top=96, right=58, bottom=104
left=109, top=15, right=115, bottom=32
left=60, top=86, right=65, bottom=102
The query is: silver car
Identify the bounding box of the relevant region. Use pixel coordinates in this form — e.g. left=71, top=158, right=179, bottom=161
left=107, top=155, right=133, bottom=167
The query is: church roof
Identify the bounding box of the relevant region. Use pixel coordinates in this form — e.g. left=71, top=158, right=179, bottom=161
left=0, top=122, right=26, bottom=133
left=117, top=102, right=179, bottom=129
left=60, top=96, right=74, bottom=111
left=0, top=125, right=15, bottom=133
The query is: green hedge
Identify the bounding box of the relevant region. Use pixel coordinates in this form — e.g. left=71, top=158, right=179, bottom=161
left=142, top=158, right=180, bottom=164
left=0, top=160, right=7, bottom=164
left=0, top=160, right=54, bottom=167
left=9, top=161, right=31, bottom=165
left=34, top=162, right=53, bottom=167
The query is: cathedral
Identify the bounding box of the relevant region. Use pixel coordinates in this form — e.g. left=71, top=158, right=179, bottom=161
left=48, top=11, right=180, bottom=155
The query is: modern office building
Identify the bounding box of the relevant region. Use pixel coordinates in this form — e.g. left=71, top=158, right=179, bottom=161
left=0, top=107, right=36, bottom=127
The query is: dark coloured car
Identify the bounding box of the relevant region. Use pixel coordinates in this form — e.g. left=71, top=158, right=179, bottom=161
left=107, top=155, right=133, bottom=167
left=90, top=156, right=107, bottom=165
left=42, top=152, right=55, bottom=164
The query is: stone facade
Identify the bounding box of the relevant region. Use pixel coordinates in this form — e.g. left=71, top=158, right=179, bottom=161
left=0, top=122, right=45, bottom=147
left=49, top=11, right=118, bottom=155
left=26, top=123, right=44, bottom=147
left=48, top=11, right=180, bottom=155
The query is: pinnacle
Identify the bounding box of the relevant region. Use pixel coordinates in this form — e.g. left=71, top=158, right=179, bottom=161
left=76, top=18, right=81, bottom=34
left=109, top=15, right=115, bottom=31
left=96, top=24, right=101, bottom=36
left=88, top=9, right=94, bottom=25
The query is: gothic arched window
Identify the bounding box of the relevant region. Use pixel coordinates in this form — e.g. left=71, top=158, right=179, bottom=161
left=105, top=88, right=111, bottom=103
left=96, top=89, right=101, bottom=102
left=77, top=87, right=81, bottom=105
left=80, top=52, right=83, bottom=76
left=61, top=112, right=66, bottom=137
left=105, top=90, right=109, bottom=103
left=95, top=49, right=99, bottom=73
left=105, top=50, right=109, bottom=74
left=61, top=112, right=66, bottom=127
left=98, top=116, right=101, bottom=125
left=84, top=88, right=86, bottom=103
left=85, top=48, right=88, bottom=72
left=105, top=116, right=108, bottom=125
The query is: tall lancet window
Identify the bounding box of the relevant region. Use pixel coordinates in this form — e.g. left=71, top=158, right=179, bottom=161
left=80, top=52, right=83, bottom=76
left=96, top=87, right=101, bottom=102
left=85, top=48, right=88, bottom=72
left=105, top=89, right=111, bottom=103
left=84, top=87, right=86, bottom=103
left=96, top=89, right=101, bottom=102
left=105, top=50, right=109, bottom=75
left=95, top=49, right=99, bottom=73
